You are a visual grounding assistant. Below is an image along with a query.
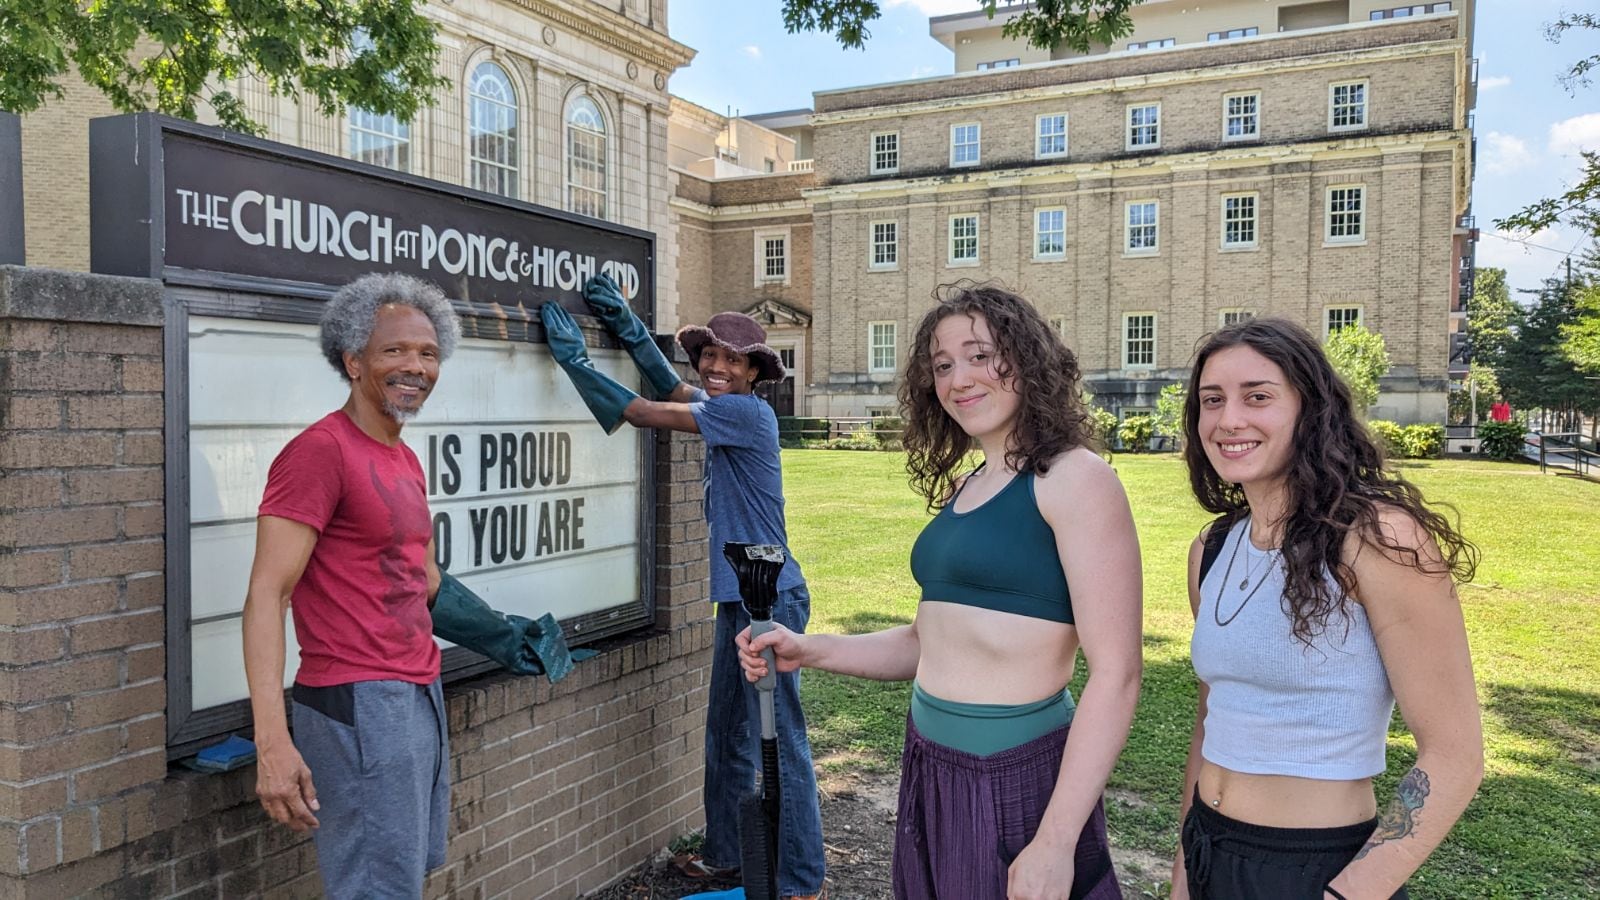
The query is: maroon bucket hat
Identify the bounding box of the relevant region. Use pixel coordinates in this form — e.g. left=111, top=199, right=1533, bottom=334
left=675, top=312, right=786, bottom=384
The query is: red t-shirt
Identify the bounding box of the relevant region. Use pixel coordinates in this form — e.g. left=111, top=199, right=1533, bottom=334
left=258, top=410, right=440, bottom=686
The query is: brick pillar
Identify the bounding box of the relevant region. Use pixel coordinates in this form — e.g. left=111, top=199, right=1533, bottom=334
left=0, top=266, right=168, bottom=897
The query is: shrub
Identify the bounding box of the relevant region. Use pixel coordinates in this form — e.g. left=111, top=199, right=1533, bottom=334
left=1088, top=405, right=1118, bottom=450
left=1153, top=384, right=1186, bottom=444
left=1477, top=419, right=1527, bottom=461
left=825, top=433, right=882, bottom=451
left=1117, top=414, right=1154, bottom=452
left=778, top=416, right=831, bottom=442
left=1400, top=424, right=1445, bottom=459
left=1368, top=419, right=1406, bottom=459
left=870, top=415, right=905, bottom=450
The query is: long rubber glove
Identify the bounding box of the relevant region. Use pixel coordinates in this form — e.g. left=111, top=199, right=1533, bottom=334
left=582, top=274, right=682, bottom=399
left=430, top=572, right=583, bottom=683
left=541, top=302, right=638, bottom=435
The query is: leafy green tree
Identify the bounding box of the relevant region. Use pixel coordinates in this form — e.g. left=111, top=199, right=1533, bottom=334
left=782, top=0, right=1141, bottom=52
left=0, top=0, right=448, bottom=135
left=1468, top=267, right=1517, bottom=372
left=1499, top=278, right=1600, bottom=431
left=1559, top=280, right=1600, bottom=374
left=1324, top=324, right=1390, bottom=416
left=1117, top=413, right=1154, bottom=452
left=1153, top=383, right=1185, bottom=445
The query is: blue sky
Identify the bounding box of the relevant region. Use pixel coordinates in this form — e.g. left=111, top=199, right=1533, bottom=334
left=667, top=0, right=1598, bottom=296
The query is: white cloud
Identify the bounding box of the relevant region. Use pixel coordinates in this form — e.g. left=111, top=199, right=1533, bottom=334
left=1476, top=227, right=1573, bottom=294
left=741, top=45, right=762, bottom=59
left=1478, top=75, right=1511, bottom=90
left=1549, top=113, right=1600, bottom=158
left=885, top=0, right=988, bottom=16
left=1480, top=131, right=1535, bottom=175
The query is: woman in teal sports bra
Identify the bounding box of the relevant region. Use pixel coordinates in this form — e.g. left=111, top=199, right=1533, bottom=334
left=738, top=284, right=1143, bottom=900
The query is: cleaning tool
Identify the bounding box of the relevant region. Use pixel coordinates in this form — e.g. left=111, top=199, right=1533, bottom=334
left=724, top=542, right=787, bottom=900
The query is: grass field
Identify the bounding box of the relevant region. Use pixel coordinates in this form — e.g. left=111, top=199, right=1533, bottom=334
left=782, top=452, right=1600, bottom=898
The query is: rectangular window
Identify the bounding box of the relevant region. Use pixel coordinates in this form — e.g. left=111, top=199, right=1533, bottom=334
left=1125, top=200, right=1159, bottom=254
left=1371, top=3, right=1448, bottom=18
left=1221, top=193, right=1258, bottom=249
left=1128, top=38, right=1176, bottom=50
left=870, top=221, right=899, bottom=270
left=1224, top=92, right=1260, bottom=141
left=976, top=58, right=1021, bottom=70
left=1207, top=27, right=1259, bottom=41
left=951, top=123, right=981, bottom=167
left=1326, top=185, right=1366, bottom=243
left=1036, top=114, right=1068, bottom=159
left=871, top=132, right=899, bottom=175
left=1048, top=315, right=1070, bottom=340
left=763, top=158, right=775, bottom=173
left=869, top=321, right=898, bottom=372
left=949, top=214, right=980, bottom=264
left=1325, top=306, right=1363, bottom=336
left=1329, top=81, right=1368, bottom=132
left=1220, top=309, right=1255, bottom=327
left=1123, top=313, right=1156, bottom=368
left=1034, top=208, right=1066, bottom=259
left=754, top=229, right=790, bottom=284
left=1127, top=103, right=1160, bottom=150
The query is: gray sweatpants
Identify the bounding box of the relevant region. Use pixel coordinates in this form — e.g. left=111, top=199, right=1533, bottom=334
left=292, top=679, right=449, bottom=900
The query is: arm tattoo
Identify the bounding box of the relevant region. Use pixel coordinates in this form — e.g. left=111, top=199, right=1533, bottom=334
left=1353, top=767, right=1431, bottom=861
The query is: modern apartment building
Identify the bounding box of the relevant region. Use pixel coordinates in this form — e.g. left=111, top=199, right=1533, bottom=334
left=675, top=0, right=1478, bottom=423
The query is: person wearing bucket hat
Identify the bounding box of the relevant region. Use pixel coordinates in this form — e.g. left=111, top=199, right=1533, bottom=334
left=539, top=277, right=827, bottom=900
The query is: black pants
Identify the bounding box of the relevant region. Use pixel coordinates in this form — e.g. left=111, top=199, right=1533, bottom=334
left=1182, top=789, right=1408, bottom=899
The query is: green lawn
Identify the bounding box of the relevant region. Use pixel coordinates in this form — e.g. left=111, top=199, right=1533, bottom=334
left=783, top=451, right=1600, bottom=898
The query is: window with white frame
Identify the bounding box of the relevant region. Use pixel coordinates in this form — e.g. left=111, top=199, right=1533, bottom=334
left=976, top=58, right=1021, bottom=70
left=1325, top=185, right=1366, bottom=243
left=1220, top=309, right=1255, bottom=327
left=1127, top=103, right=1160, bottom=150
left=764, top=158, right=776, bottom=173
left=1221, top=193, right=1258, bottom=249
left=1329, top=81, right=1368, bottom=132
left=565, top=94, right=608, bottom=219
left=1036, top=114, right=1068, bottom=159
left=1207, top=27, right=1259, bottom=41
left=869, top=322, right=898, bottom=372
left=1125, top=200, right=1159, bottom=254
left=871, top=132, right=899, bottom=174
left=951, top=123, right=981, bottom=167
left=1224, top=92, right=1260, bottom=141
left=870, top=221, right=899, bottom=270
left=949, top=214, right=980, bottom=264
left=1123, top=313, right=1157, bottom=368
left=1128, top=38, right=1176, bottom=50
left=754, top=230, right=788, bottom=284
left=1034, top=207, right=1066, bottom=259
left=468, top=61, right=518, bottom=197
left=1048, top=315, right=1070, bottom=341
left=1370, top=3, right=1450, bottom=19
left=348, top=32, right=410, bottom=172
left=1325, top=306, right=1363, bottom=336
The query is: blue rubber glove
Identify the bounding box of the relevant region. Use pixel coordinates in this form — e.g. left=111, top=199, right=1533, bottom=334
left=540, top=302, right=638, bottom=435
left=582, top=273, right=682, bottom=399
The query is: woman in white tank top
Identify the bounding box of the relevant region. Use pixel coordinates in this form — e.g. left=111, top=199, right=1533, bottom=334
left=1169, top=318, right=1482, bottom=900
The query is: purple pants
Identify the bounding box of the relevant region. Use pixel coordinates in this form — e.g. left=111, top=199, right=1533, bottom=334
left=892, top=716, right=1123, bottom=900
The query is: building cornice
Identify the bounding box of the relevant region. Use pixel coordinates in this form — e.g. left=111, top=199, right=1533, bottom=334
left=803, top=131, right=1465, bottom=202
left=504, top=0, right=696, bottom=73
left=670, top=196, right=812, bottom=223
left=810, top=41, right=1460, bottom=127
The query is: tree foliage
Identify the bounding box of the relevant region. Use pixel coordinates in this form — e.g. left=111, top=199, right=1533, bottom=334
left=1467, top=266, right=1516, bottom=371
left=1324, top=324, right=1390, bottom=415
left=0, top=0, right=448, bottom=136
left=1152, top=383, right=1185, bottom=441
left=781, top=0, right=1141, bottom=52
left=1494, top=13, right=1600, bottom=239
left=1499, top=278, right=1600, bottom=421
left=1560, top=280, right=1600, bottom=374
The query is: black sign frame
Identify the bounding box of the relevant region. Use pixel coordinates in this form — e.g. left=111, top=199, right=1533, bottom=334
left=87, top=115, right=660, bottom=758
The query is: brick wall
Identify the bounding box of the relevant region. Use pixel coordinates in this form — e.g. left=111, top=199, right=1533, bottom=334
left=0, top=267, right=716, bottom=898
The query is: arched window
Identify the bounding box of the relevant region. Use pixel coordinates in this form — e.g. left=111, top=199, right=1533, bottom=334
left=565, top=94, right=608, bottom=219
left=347, top=30, right=410, bottom=172
left=468, top=61, right=518, bottom=197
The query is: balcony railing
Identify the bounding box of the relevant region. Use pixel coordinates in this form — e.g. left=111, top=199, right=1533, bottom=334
left=788, top=159, right=814, bottom=173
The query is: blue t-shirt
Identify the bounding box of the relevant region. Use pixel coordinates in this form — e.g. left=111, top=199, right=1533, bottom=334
left=689, top=389, right=805, bottom=602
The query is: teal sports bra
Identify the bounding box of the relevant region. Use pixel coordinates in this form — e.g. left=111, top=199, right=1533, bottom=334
left=909, top=468, right=1075, bottom=624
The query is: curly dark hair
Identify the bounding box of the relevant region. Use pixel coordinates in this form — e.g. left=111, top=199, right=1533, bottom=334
left=1181, top=317, right=1477, bottom=645
left=899, top=282, right=1096, bottom=510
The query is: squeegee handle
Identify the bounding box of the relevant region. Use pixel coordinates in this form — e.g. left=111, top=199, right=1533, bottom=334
left=749, top=617, right=778, bottom=739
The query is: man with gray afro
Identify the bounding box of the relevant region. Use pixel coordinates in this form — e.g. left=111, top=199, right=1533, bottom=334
left=243, top=272, right=460, bottom=898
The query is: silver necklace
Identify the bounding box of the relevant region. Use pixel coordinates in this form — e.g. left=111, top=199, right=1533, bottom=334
left=1213, top=520, right=1274, bottom=627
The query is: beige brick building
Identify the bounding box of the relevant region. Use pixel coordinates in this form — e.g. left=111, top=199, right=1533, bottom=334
left=676, top=1, right=1479, bottom=423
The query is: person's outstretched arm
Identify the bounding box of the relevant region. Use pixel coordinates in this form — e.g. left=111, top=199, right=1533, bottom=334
left=580, top=274, right=684, bottom=400
left=1324, top=508, right=1483, bottom=898
left=738, top=620, right=921, bottom=683
left=542, top=302, right=700, bottom=433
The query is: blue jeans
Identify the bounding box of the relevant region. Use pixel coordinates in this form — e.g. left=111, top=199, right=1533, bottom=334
left=702, top=585, right=826, bottom=896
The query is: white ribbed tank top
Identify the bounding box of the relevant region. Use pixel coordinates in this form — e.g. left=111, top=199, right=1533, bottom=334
left=1191, top=516, right=1395, bottom=780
